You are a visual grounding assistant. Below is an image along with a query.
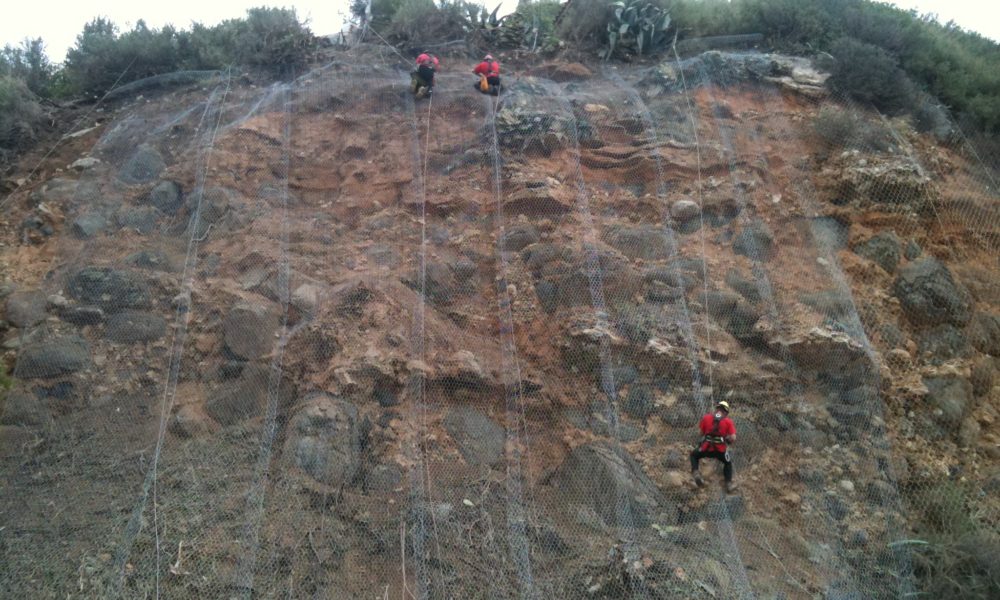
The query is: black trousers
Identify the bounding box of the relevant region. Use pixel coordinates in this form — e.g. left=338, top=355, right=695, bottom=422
left=413, top=65, right=435, bottom=91
left=691, top=448, right=733, bottom=482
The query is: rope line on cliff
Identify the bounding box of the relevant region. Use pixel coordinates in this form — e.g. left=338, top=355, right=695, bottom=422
left=485, top=80, right=539, bottom=598
left=113, top=66, right=233, bottom=595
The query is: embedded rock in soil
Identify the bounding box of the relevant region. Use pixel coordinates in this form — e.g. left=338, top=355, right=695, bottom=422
left=168, top=404, right=216, bottom=438
left=67, top=267, right=152, bottom=312
left=917, top=324, right=971, bottom=363
left=15, top=336, right=90, bottom=378
left=733, top=221, right=775, bottom=260
left=966, top=313, right=1000, bottom=356
left=60, top=305, right=105, bottom=325
left=124, top=249, right=175, bottom=271
left=443, top=406, right=505, bottom=467
left=853, top=231, right=901, bottom=274
left=185, top=186, right=233, bottom=238
left=104, top=311, right=167, bottom=343
left=800, top=289, right=853, bottom=319
left=0, top=426, right=35, bottom=459
left=72, top=212, right=109, bottom=238
left=670, top=199, right=701, bottom=222
left=923, top=376, right=973, bottom=429
left=283, top=393, right=361, bottom=488
left=0, top=390, right=52, bottom=427
left=146, top=180, right=183, bottom=213
left=624, top=384, right=655, bottom=419
left=117, top=206, right=162, bottom=234
left=776, top=327, right=870, bottom=379
left=725, top=269, right=761, bottom=304
left=970, top=357, right=994, bottom=397
left=500, top=223, right=540, bottom=251
left=204, top=365, right=295, bottom=425
left=893, top=258, right=972, bottom=327
left=223, top=303, right=279, bottom=360
left=118, top=145, right=166, bottom=184
left=604, top=225, right=670, bottom=260
left=5, top=291, right=48, bottom=328
left=403, top=261, right=457, bottom=305
left=549, top=441, right=670, bottom=528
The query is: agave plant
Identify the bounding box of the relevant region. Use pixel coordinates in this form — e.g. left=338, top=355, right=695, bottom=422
left=602, top=0, right=671, bottom=59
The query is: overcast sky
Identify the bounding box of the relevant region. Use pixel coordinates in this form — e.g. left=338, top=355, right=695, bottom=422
left=1, top=1, right=998, bottom=64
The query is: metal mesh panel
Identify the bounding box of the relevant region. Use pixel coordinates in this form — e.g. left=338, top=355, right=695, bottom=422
left=1, top=48, right=998, bottom=599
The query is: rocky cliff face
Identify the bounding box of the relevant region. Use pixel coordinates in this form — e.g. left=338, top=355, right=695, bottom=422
left=0, top=49, right=997, bottom=598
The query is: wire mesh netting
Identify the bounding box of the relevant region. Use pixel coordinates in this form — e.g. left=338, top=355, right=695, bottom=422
left=1, top=47, right=999, bottom=599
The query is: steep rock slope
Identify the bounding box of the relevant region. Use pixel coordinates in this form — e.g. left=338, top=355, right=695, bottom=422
left=0, top=49, right=998, bottom=598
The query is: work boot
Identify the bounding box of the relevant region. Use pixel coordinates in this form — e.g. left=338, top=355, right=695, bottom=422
left=692, top=471, right=704, bottom=487
left=725, top=480, right=738, bottom=494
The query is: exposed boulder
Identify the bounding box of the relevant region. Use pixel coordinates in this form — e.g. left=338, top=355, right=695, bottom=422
left=827, top=152, right=933, bottom=209
left=104, top=311, right=167, bottom=343
left=15, top=336, right=90, bottom=378
left=223, top=303, right=279, bottom=360
left=5, top=291, right=48, bottom=328
left=118, top=145, right=166, bottom=184
left=549, top=441, right=669, bottom=527
left=442, top=406, right=506, bottom=467
left=67, top=267, right=152, bottom=312
left=283, top=393, right=361, bottom=488
left=854, top=231, right=901, bottom=274
left=146, top=180, right=183, bottom=213
left=893, top=258, right=972, bottom=327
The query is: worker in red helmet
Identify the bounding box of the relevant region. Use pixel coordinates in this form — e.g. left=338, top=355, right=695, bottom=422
left=472, top=54, right=501, bottom=96
left=412, top=52, right=440, bottom=99
left=690, top=400, right=738, bottom=493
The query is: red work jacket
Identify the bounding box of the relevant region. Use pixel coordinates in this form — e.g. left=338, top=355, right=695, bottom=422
left=698, top=412, right=736, bottom=452
left=473, top=60, right=500, bottom=77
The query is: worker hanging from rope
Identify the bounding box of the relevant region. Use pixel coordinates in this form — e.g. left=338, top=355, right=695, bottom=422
left=411, top=51, right=439, bottom=99
left=690, top=400, right=738, bottom=493
left=473, top=54, right=501, bottom=96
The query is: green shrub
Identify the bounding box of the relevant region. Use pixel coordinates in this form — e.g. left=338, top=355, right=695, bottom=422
left=824, top=37, right=915, bottom=114
left=205, top=7, right=316, bottom=70
left=601, top=0, right=672, bottom=59
left=386, top=0, right=471, bottom=46
left=812, top=106, right=893, bottom=154
left=63, top=18, right=184, bottom=96
left=905, top=480, right=1000, bottom=598
left=0, top=39, right=55, bottom=97
left=0, top=75, right=44, bottom=162
left=62, top=9, right=316, bottom=97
